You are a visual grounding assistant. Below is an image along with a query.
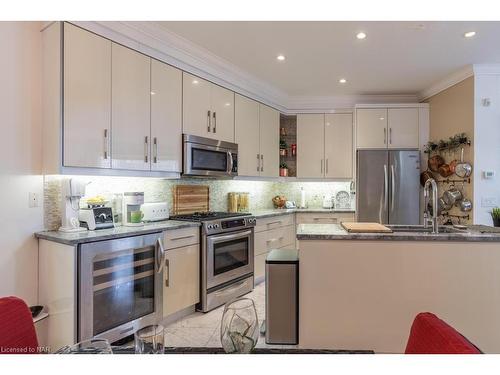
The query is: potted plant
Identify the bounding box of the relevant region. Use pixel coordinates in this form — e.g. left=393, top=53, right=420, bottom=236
left=279, top=139, right=288, bottom=156
left=279, top=162, right=288, bottom=177
left=491, top=207, right=500, bottom=227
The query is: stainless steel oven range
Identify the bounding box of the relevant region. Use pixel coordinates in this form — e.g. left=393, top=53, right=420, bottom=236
left=169, top=212, right=256, bottom=312
left=78, top=232, right=165, bottom=343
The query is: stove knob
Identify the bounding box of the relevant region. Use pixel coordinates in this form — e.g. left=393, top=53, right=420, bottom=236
left=207, top=224, right=213, bottom=230
left=214, top=224, right=220, bottom=229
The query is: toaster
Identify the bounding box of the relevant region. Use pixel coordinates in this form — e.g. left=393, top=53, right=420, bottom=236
left=79, top=207, right=114, bottom=230
left=141, top=202, right=169, bottom=222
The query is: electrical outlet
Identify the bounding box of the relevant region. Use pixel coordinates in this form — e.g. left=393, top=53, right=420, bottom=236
left=29, top=192, right=39, bottom=208
left=481, top=197, right=497, bottom=208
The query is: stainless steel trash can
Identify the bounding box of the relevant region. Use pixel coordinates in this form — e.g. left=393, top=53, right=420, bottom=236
left=265, top=248, right=299, bottom=345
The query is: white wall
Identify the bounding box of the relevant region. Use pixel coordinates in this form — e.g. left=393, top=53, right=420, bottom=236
left=473, top=73, right=500, bottom=225
left=0, top=22, right=43, bottom=304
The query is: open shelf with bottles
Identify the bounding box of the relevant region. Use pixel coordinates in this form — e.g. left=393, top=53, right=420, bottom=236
left=279, top=114, right=297, bottom=177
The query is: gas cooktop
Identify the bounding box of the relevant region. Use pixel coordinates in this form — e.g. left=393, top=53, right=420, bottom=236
left=170, top=211, right=252, bottom=222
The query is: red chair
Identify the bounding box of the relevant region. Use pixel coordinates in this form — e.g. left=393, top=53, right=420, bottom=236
left=405, top=312, right=481, bottom=354
left=0, top=296, right=39, bottom=354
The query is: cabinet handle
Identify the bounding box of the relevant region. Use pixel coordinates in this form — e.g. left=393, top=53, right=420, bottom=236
left=103, top=129, right=108, bottom=159
left=213, top=111, right=217, bottom=133
left=153, top=137, right=158, bottom=163
left=170, top=234, right=195, bottom=241
left=267, top=220, right=282, bottom=226
left=144, top=136, right=148, bottom=163
left=384, top=128, right=387, bottom=144
left=321, top=159, right=324, bottom=173
left=326, top=158, right=329, bottom=175
left=266, top=236, right=284, bottom=243
left=257, top=153, right=260, bottom=172
left=260, top=154, right=264, bottom=172
left=389, top=128, right=392, bottom=144
left=165, top=258, right=170, bottom=287
left=207, top=110, right=211, bottom=132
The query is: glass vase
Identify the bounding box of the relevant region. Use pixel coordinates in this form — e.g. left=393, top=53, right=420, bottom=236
left=220, top=298, right=259, bottom=353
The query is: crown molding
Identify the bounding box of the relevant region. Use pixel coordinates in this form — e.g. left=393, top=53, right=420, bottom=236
left=418, top=65, right=474, bottom=101
left=72, top=21, right=422, bottom=113
left=473, top=64, right=500, bottom=75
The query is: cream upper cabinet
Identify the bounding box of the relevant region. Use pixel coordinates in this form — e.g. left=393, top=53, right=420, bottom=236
left=151, top=60, right=182, bottom=172
left=111, top=44, right=151, bottom=170
left=63, top=23, right=111, bottom=169
left=387, top=108, right=419, bottom=149
left=182, top=72, right=235, bottom=142
left=356, top=108, right=388, bottom=149
left=235, top=94, right=260, bottom=176
left=297, top=114, right=325, bottom=178
left=210, top=84, right=235, bottom=142
left=163, top=244, right=200, bottom=317
left=183, top=73, right=212, bottom=138
left=259, top=104, right=279, bottom=177
left=325, top=113, right=353, bottom=178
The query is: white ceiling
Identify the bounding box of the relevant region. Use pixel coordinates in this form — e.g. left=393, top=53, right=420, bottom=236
left=157, top=21, right=500, bottom=97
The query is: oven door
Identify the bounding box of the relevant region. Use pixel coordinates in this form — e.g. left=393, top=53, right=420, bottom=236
left=78, top=233, right=165, bottom=343
left=183, top=135, right=237, bottom=177
left=206, top=229, right=254, bottom=290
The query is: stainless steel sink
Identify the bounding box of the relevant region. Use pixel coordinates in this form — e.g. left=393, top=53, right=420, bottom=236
left=386, top=225, right=463, bottom=234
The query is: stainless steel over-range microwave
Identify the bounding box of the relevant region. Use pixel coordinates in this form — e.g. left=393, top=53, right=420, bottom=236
left=183, top=134, right=238, bottom=177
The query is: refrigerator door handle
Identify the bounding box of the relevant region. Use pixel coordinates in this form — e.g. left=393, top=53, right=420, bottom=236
left=391, top=164, right=396, bottom=212
left=384, top=164, right=389, bottom=214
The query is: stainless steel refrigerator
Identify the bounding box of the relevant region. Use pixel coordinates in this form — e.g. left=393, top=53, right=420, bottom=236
left=357, top=150, right=421, bottom=224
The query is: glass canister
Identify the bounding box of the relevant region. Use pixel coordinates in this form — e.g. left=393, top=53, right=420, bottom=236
left=238, top=192, right=250, bottom=213
left=228, top=192, right=239, bottom=213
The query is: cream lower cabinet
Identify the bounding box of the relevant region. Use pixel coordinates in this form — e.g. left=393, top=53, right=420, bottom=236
left=254, top=214, right=295, bottom=281
left=163, top=228, right=200, bottom=317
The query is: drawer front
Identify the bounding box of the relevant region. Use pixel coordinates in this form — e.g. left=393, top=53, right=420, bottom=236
left=254, top=225, right=295, bottom=256
left=255, top=214, right=295, bottom=233
left=296, top=212, right=355, bottom=224
left=163, top=227, right=199, bottom=249
left=254, top=243, right=294, bottom=280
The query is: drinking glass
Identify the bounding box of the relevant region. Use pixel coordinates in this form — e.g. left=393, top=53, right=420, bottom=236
left=57, top=338, right=113, bottom=354
left=220, top=298, right=259, bottom=353
left=135, top=324, right=165, bottom=354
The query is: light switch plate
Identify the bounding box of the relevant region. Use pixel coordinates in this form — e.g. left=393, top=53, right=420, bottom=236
left=481, top=197, right=497, bottom=207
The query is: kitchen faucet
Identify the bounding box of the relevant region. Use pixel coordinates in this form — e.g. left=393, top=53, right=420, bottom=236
left=423, top=178, right=439, bottom=234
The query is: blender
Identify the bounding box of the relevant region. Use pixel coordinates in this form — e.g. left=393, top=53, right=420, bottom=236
left=122, top=192, right=145, bottom=227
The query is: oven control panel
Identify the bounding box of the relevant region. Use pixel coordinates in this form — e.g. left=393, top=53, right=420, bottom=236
left=204, top=217, right=256, bottom=234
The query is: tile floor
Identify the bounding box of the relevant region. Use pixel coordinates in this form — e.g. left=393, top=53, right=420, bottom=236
left=164, top=282, right=292, bottom=349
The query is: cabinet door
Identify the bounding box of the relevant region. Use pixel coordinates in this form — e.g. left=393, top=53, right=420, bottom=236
left=111, top=44, right=151, bottom=170
left=182, top=72, right=212, bottom=138
left=210, top=84, right=235, bottom=142
left=297, top=114, right=325, bottom=178
left=324, top=113, right=353, bottom=178
left=235, top=94, right=260, bottom=176
left=259, top=104, right=280, bottom=177
left=356, top=109, right=388, bottom=149
left=387, top=108, right=419, bottom=149
left=63, top=23, right=111, bottom=168
left=163, top=244, right=200, bottom=317
left=151, top=60, right=182, bottom=172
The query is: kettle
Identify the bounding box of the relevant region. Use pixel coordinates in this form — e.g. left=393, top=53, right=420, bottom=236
left=322, top=195, right=334, bottom=209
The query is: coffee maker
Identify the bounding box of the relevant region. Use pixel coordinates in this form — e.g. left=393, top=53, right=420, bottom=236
left=122, top=192, right=145, bottom=227
left=59, top=178, right=88, bottom=232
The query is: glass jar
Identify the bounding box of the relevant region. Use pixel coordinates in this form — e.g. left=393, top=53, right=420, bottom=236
left=220, top=298, right=259, bottom=353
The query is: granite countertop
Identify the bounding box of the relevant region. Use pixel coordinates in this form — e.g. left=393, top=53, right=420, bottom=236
left=252, top=208, right=355, bottom=219
left=296, top=223, right=500, bottom=242
left=35, top=220, right=201, bottom=246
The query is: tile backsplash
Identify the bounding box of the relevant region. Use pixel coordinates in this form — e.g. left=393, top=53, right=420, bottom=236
left=44, top=176, right=354, bottom=230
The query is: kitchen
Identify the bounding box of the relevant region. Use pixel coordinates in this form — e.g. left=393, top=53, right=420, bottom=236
left=3, top=14, right=500, bottom=363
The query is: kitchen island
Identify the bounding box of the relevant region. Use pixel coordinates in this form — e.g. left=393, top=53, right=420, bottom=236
left=297, top=224, right=500, bottom=353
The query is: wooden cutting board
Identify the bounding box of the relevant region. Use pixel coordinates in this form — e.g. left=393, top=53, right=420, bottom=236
left=341, top=222, right=393, bottom=233
left=173, top=185, right=210, bottom=215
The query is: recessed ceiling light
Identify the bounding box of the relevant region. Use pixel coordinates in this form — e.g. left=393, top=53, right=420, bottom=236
left=339, top=78, right=347, bottom=84
left=464, top=31, right=476, bottom=38
left=356, top=32, right=367, bottom=40
left=276, top=54, right=286, bottom=61
left=192, top=79, right=199, bottom=85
